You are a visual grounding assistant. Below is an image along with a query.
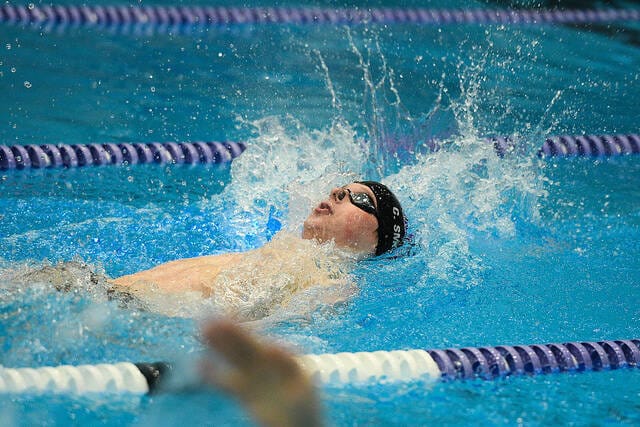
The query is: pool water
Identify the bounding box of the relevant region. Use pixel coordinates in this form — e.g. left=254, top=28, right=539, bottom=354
left=2, top=0, right=640, bottom=425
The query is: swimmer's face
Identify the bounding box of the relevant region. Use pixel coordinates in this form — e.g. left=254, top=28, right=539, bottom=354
left=302, top=183, right=379, bottom=254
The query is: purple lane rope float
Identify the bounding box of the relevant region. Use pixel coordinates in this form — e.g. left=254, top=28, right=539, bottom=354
left=1, top=134, right=638, bottom=171
left=536, top=134, right=640, bottom=157
left=0, top=141, right=246, bottom=170
left=1, top=339, right=638, bottom=394
left=0, top=5, right=638, bottom=30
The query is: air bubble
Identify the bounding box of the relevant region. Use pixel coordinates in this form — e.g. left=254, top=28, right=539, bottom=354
left=24, top=81, right=32, bottom=88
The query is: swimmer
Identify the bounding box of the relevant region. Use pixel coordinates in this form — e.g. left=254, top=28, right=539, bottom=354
left=11, top=181, right=405, bottom=320
left=111, top=181, right=406, bottom=319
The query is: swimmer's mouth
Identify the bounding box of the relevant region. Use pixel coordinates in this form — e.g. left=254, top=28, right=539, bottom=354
left=314, top=201, right=332, bottom=214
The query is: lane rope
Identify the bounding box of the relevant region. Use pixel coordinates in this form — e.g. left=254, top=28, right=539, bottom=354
left=1, top=5, right=639, bottom=31
left=1, top=339, right=638, bottom=394
left=535, top=134, right=640, bottom=157
left=1, top=134, right=638, bottom=171
left=0, top=141, right=246, bottom=170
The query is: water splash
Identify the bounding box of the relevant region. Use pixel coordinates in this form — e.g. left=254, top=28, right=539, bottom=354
left=345, top=28, right=415, bottom=178
left=0, top=260, right=200, bottom=366
left=208, top=115, right=367, bottom=249
left=387, top=87, right=547, bottom=290
left=385, top=132, right=546, bottom=288
left=1, top=25, right=552, bottom=338
left=203, top=27, right=551, bottom=292
left=209, top=232, right=358, bottom=321
left=314, top=48, right=342, bottom=113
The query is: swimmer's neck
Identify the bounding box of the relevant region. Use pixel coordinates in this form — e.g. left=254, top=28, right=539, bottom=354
left=298, top=233, right=374, bottom=259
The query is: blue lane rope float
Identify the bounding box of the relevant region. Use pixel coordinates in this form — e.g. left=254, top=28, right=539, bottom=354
left=0, top=134, right=638, bottom=171
left=1, top=5, right=639, bottom=30
left=0, top=141, right=246, bottom=170
left=1, top=339, right=638, bottom=394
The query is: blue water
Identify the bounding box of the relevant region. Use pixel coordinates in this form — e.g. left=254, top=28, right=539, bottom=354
left=2, top=0, right=640, bottom=425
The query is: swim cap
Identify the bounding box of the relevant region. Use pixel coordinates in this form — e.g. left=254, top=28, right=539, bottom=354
left=357, top=181, right=406, bottom=256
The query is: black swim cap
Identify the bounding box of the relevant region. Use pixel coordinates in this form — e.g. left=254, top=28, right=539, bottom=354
left=357, top=181, right=406, bottom=256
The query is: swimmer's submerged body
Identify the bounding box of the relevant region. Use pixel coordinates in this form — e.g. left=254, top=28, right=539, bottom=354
left=10, top=182, right=406, bottom=320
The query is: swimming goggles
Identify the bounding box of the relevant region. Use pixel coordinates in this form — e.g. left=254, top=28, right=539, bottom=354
left=337, top=187, right=378, bottom=217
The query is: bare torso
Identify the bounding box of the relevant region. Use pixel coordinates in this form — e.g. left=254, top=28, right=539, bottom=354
left=112, top=252, right=244, bottom=296
left=110, top=233, right=357, bottom=320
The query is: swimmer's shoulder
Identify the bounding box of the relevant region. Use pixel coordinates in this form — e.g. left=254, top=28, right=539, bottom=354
left=112, top=252, right=245, bottom=288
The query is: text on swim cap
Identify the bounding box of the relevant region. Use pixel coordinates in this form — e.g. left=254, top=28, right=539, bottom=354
left=392, top=207, right=402, bottom=247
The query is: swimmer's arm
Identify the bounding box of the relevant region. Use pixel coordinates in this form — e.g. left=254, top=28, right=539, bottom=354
left=201, top=320, right=323, bottom=427
left=112, top=253, right=244, bottom=293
